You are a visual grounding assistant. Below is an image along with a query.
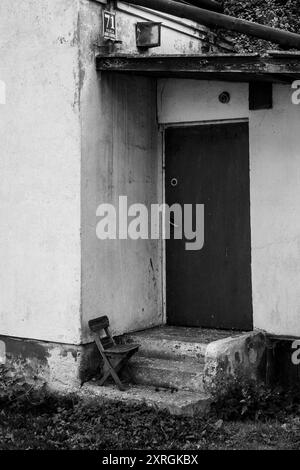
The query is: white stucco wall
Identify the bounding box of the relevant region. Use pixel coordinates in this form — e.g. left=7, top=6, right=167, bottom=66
left=0, top=0, right=82, bottom=344
left=116, top=2, right=206, bottom=55
left=158, top=78, right=300, bottom=337
left=79, top=0, right=163, bottom=342
left=158, top=79, right=249, bottom=123
left=250, top=86, right=300, bottom=336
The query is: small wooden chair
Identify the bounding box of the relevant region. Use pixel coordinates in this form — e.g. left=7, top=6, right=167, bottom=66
left=88, top=315, right=140, bottom=391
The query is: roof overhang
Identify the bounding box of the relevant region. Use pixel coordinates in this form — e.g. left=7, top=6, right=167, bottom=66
left=96, top=52, right=300, bottom=83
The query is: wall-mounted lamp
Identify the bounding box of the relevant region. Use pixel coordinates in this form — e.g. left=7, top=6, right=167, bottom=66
left=136, top=22, right=162, bottom=49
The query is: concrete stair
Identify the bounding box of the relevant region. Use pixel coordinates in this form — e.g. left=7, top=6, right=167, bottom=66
left=124, top=327, right=208, bottom=362
left=85, top=326, right=240, bottom=416
left=129, top=356, right=205, bottom=392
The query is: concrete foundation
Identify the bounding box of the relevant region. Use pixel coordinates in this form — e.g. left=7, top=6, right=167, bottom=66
left=0, top=335, right=100, bottom=391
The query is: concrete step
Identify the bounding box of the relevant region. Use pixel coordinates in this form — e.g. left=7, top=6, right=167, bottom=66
left=82, top=382, right=211, bottom=417
left=129, top=356, right=205, bottom=392
left=123, top=326, right=239, bottom=363
left=124, top=331, right=207, bottom=362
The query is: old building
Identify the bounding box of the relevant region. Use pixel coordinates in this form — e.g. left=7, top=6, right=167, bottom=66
left=1, top=1, right=300, bottom=405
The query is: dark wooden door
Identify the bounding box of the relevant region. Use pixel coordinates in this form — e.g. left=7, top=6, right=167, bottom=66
left=165, top=122, right=252, bottom=330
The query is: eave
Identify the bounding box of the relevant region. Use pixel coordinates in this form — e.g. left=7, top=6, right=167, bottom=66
left=96, top=52, right=300, bottom=83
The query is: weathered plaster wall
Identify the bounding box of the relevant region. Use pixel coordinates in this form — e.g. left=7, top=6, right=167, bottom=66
left=115, top=2, right=206, bottom=55
left=0, top=0, right=82, bottom=343
left=79, top=1, right=163, bottom=342
left=157, top=79, right=249, bottom=123
left=158, top=79, right=300, bottom=337
left=250, top=85, right=300, bottom=336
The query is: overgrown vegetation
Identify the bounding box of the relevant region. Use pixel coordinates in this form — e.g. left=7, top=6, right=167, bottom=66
left=222, top=0, right=300, bottom=52
left=211, top=372, right=300, bottom=421
left=1, top=364, right=300, bottom=449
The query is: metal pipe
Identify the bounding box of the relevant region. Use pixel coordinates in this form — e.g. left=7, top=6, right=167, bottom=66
left=178, top=0, right=222, bottom=13
left=128, top=0, right=300, bottom=49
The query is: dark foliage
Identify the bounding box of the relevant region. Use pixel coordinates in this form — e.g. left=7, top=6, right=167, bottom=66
left=222, top=0, right=300, bottom=52
left=211, top=373, right=300, bottom=421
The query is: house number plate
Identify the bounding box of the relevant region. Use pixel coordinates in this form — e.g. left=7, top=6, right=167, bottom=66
left=103, top=10, right=116, bottom=40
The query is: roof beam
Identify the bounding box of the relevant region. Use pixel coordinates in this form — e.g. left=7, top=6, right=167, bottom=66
left=96, top=54, right=300, bottom=82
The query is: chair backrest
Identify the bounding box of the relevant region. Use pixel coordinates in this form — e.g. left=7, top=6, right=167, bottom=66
left=89, top=315, right=109, bottom=332
left=88, top=316, right=115, bottom=350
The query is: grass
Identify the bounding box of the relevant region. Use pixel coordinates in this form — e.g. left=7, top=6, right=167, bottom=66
left=1, top=391, right=300, bottom=450
left=2, top=363, right=300, bottom=450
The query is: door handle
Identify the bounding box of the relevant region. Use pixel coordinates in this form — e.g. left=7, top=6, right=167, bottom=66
left=170, top=178, right=178, bottom=187
left=170, top=221, right=179, bottom=228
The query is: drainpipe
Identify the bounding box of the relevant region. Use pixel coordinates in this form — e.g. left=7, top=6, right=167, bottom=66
left=128, top=0, right=300, bottom=49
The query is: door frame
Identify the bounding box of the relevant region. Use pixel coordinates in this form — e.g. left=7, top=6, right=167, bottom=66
left=160, top=117, right=250, bottom=326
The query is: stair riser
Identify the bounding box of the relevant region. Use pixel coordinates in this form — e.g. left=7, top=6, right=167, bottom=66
left=125, top=337, right=207, bottom=363
left=131, top=364, right=205, bottom=393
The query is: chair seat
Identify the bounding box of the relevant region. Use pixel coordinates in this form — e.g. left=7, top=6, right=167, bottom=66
left=104, top=343, right=140, bottom=355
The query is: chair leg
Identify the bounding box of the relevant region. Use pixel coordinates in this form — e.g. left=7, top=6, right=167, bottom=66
left=100, top=357, right=128, bottom=391
left=98, top=369, right=110, bottom=386
left=114, top=356, right=132, bottom=390
left=110, top=367, right=127, bottom=391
